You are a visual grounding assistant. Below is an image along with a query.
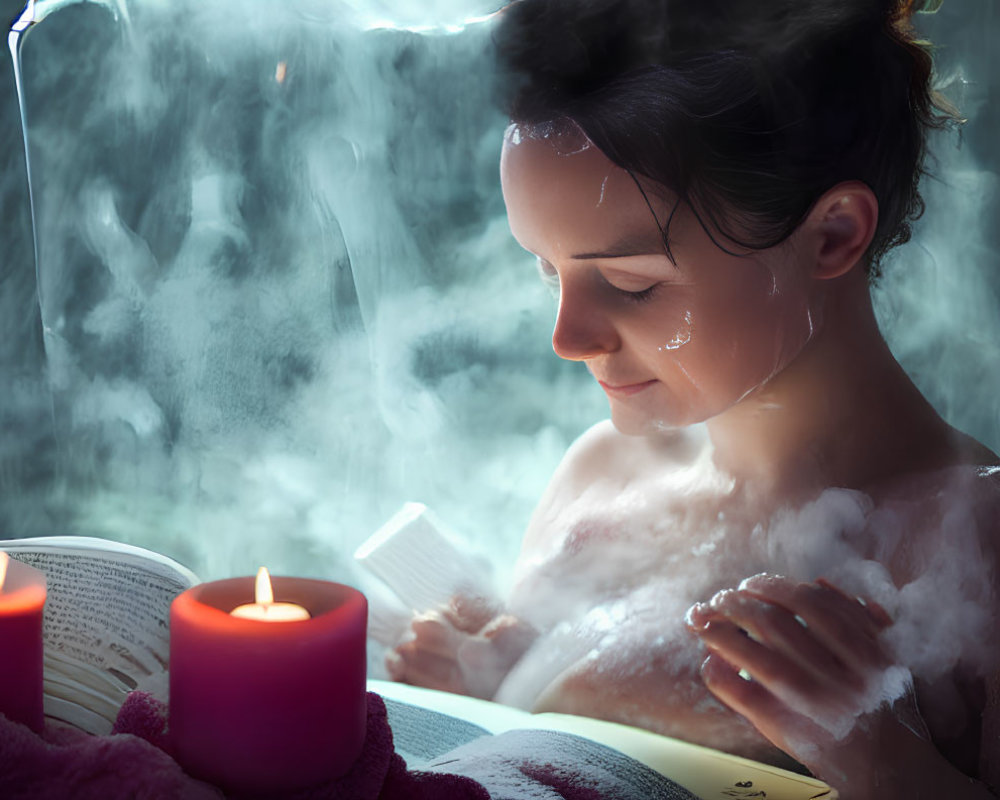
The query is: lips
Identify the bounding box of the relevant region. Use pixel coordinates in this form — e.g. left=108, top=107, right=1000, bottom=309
left=597, top=379, right=658, bottom=397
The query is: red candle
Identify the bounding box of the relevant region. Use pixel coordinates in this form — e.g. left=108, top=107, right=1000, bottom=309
left=0, top=551, right=47, bottom=733
left=169, top=570, right=367, bottom=795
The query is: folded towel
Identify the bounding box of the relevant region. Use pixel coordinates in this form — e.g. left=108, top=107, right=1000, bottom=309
left=1, top=692, right=487, bottom=800
left=114, top=690, right=490, bottom=800
left=0, top=711, right=221, bottom=800
left=230, top=693, right=490, bottom=800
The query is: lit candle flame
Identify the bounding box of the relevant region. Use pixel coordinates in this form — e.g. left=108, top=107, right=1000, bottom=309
left=231, top=566, right=310, bottom=621
left=255, top=566, right=274, bottom=606
left=0, top=551, right=8, bottom=592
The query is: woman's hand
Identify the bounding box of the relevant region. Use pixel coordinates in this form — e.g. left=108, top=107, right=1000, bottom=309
left=685, top=574, right=951, bottom=797
left=386, top=594, right=537, bottom=699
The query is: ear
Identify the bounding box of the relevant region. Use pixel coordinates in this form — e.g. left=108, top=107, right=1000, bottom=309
left=804, top=182, right=879, bottom=279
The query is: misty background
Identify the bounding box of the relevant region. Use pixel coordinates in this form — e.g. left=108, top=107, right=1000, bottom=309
left=0, top=0, right=997, bottom=596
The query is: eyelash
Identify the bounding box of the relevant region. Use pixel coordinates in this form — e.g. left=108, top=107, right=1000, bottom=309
left=614, top=284, right=660, bottom=303
left=535, top=259, right=660, bottom=303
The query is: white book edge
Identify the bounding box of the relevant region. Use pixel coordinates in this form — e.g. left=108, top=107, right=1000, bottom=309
left=2, top=536, right=199, bottom=587
left=43, top=695, right=114, bottom=736
left=355, top=503, right=497, bottom=614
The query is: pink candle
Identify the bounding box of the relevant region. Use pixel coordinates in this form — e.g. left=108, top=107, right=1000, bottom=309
left=169, top=572, right=367, bottom=795
left=0, top=552, right=47, bottom=733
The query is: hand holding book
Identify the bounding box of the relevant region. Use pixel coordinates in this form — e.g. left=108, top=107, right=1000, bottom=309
left=386, top=597, right=537, bottom=699
left=356, top=503, right=538, bottom=700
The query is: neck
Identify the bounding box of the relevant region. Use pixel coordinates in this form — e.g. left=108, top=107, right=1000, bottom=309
left=705, top=270, right=950, bottom=499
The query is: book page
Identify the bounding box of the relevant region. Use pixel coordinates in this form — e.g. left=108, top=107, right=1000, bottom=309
left=355, top=503, right=497, bottom=623
left=2, top=537, right=197, bottom=731
left=2, top=536, right=198, bottom=586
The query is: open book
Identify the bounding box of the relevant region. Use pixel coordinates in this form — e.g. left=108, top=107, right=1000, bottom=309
left=1, top=536, right=197, bottom=736
left=2, top=535, right=835, bottom=800
left=374, top=680, right=837, bottom=800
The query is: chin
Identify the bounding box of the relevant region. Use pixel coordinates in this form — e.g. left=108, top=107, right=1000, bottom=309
left=609, top=407, right=694, bottom=437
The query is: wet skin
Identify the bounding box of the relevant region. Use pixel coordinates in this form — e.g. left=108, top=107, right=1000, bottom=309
left=499, top=125, right=820, bottom=435
left=391, top=126, right=1000, bottom=797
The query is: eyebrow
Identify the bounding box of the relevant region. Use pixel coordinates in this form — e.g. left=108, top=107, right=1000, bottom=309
left=570, top=231, right=667, bottom=260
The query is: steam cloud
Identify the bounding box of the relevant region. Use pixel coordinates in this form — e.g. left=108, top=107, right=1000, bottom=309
left=0, top=0, right=997, bottom=697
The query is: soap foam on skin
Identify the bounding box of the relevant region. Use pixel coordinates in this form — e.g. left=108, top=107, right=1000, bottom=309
left=492, top=425, right=1000, bottom=760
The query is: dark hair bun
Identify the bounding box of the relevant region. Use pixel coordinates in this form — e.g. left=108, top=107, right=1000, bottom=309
left=495, top=0, right=946, bottom=273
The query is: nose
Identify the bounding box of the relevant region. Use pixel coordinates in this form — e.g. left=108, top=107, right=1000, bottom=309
left=551, top=285, right=620, bottom=361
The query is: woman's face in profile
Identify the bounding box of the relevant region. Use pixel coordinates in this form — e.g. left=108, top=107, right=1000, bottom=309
left=500, top=125, right=821, bottom=434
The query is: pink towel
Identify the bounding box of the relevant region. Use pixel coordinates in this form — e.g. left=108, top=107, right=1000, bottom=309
left=218, top=692, right=490, bottom=800
left=0, top=692, right=489, bottom=799
left=0, top=711, right=221, bottom=799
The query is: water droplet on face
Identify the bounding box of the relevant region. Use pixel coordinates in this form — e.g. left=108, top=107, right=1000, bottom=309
left=659, top=310, right=693, bottom=351
left=661, top=330, right=691, bottom=351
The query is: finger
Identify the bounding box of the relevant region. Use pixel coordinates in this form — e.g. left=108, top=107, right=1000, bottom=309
left=699, top=653, right=797, bottom=747
left=693, top=618, right=826, bottom=703
left=699, top=653, right=821, bottom=762
left=409, top=614, right=465, bottom=659
left=700, top=650, right=779, bottom=718
left=737, top=576, right=890, bottom=669
left=690, top=584, right=884, bottom=677
left=741, top=575, right=883, bottom=636
left=391, top=640, right=464, bottom=692
left=481, top=614, right=537, bottom=648
left=444, top=595, right=498, bottom=634
left=815, top=578, right=893, bottom=629
left=688, top=592, right=861, bottom=692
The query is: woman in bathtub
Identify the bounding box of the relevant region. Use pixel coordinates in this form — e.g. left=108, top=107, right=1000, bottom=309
left=387, top=1, right=1000, bottom=795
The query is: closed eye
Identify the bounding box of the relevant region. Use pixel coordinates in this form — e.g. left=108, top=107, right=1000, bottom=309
left=600, top=269, right=661, bottom=303
left=609, top=283, right=660, bottom=303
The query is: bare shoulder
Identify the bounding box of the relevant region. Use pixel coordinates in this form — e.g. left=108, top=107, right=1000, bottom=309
left=940, top=426, right=1000, bottom=553
left=971, top=458, right=1000, bottom=786
left=519, top=420, right=706, bottom=552
left=874, top=422, right=1000, bottom=528
left=974, top=465, right=1000, bottom=576
left=947, top=444, right=1000, bottom=550
left=542, top=419, right=705, bottom=498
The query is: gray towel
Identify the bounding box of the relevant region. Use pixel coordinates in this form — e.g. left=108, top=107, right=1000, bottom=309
left=384, top=698, right=698, bottom=800
left=385, top=696, right=492, bottom=765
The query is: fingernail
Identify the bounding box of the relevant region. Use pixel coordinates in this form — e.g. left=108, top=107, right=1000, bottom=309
left=738, top=572, right=790, bottom=591
left=737, top=572, right=769, bottom=591
left=685, top=602, right=711, bottom=628
left=708, top=588, right=736, bottom=609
